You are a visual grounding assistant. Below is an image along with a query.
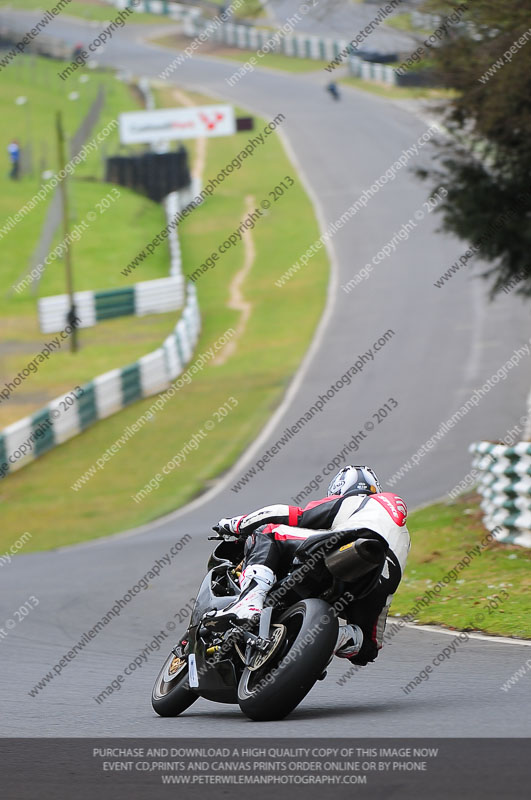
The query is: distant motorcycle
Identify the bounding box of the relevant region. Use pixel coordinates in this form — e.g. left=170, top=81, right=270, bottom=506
left=327, top=81, right=341, bottom=100
left=152, top=527, right=388, bottom=721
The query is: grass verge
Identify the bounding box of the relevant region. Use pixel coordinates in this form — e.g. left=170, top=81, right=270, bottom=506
left=0, top=57, right=180, bottom=428
left=385, top=11, right=432, bottom=36
left=392, top=495, right=531, bottom=638
left=208, top=0, right=265, bottom=19
left=339, top=74, right=455, bottom=100
left=0, top=0, right=175, bottom=24
left=384, top=12, right=415, bottom=33
left=0, top=56, right=143, bottom=314
left=0, top=89, right=329, bottom=552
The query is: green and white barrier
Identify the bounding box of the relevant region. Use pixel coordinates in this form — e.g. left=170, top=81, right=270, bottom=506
left=108, top=0, right=405, bottom=85
left=111, top=0, right=404, bottom=84
left=38, top=277, right=184, bottom=333
left=182, top=16, right=350, bottom=63
left=36, top=180, right=203, bottom=334
left=469, top=441, right=531, bottom=549
left=104, top=0, right=202, bottom=21
left=349, top=55, right=397, bottom=86
left=0, top=187, right=202, bottom=480
left=0, top=284, right=200, bottom=478
left=165, top=181, right=204, bottom=277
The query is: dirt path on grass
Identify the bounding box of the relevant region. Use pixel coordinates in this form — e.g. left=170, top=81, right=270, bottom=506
left=171, top=89, right=254, bottom=366
left=212, top=194, right=256, bottom=366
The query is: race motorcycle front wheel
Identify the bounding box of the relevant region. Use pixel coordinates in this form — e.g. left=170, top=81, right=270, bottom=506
left=237, top=598, right=338, bottom=721
left=151, top=647, right=198, bottom=717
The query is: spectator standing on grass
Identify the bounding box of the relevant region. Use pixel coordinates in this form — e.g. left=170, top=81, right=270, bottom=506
left=7, top=140, right=20, bottom=180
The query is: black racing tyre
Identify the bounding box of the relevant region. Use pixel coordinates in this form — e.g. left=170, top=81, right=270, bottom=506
left=237, top=599, right=338, bottom=721
left=151, top=650, right=198, bottom=717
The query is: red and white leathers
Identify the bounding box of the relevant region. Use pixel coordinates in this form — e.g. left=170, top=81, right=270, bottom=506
left=223, top=492, right=410, bottom=665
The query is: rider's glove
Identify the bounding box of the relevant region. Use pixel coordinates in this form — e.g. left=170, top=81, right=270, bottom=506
left=212, top=516, right=244, bottom=536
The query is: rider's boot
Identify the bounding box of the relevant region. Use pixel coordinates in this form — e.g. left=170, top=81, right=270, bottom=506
left=334, top=623, right=364, bottom=658
left=205, top=565, right=276, bottom=628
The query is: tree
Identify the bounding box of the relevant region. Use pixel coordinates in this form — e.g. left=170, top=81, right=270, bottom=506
left=418, top=0, right=531, bottom=296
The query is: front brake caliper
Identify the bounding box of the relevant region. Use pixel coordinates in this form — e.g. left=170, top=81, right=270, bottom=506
left=168, top=655, right=186, bottom=676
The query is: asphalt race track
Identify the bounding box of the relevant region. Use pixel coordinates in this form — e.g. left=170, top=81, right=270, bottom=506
left=266, top=0, right=420, bottom=52
left=1, top=10, right=530, bottom=738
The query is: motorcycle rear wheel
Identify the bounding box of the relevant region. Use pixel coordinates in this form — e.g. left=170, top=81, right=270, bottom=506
left=237, top=598, right=338, bottom=721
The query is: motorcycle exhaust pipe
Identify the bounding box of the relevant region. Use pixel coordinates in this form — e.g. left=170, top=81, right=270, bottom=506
left=324, top=537, right=388, bottom=583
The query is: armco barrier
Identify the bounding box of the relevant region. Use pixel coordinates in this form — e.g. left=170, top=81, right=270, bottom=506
left=469, top=441, right=531, bottom=549
left=0, top=188, right=201, bottom=479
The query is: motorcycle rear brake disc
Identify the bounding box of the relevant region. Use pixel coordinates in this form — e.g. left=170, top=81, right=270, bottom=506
left=247, top=624, right=286, bottom=671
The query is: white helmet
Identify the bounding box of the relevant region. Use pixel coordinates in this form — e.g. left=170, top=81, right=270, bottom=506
left=327, top=465, right=382, bottom=498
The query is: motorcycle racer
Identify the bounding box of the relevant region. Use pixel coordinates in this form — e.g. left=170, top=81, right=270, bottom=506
left=208, top=465, right=410, bottom=666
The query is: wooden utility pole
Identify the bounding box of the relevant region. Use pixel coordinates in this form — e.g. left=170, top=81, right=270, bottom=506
left=55, top=111, right=78, bottom=353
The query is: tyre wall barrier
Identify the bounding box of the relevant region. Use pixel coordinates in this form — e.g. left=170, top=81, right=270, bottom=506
left=183, top=17, right=351, bottom=62
left=38, top=277, right=185, bottom=333
left=469, top=441, right=531, bottom=549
